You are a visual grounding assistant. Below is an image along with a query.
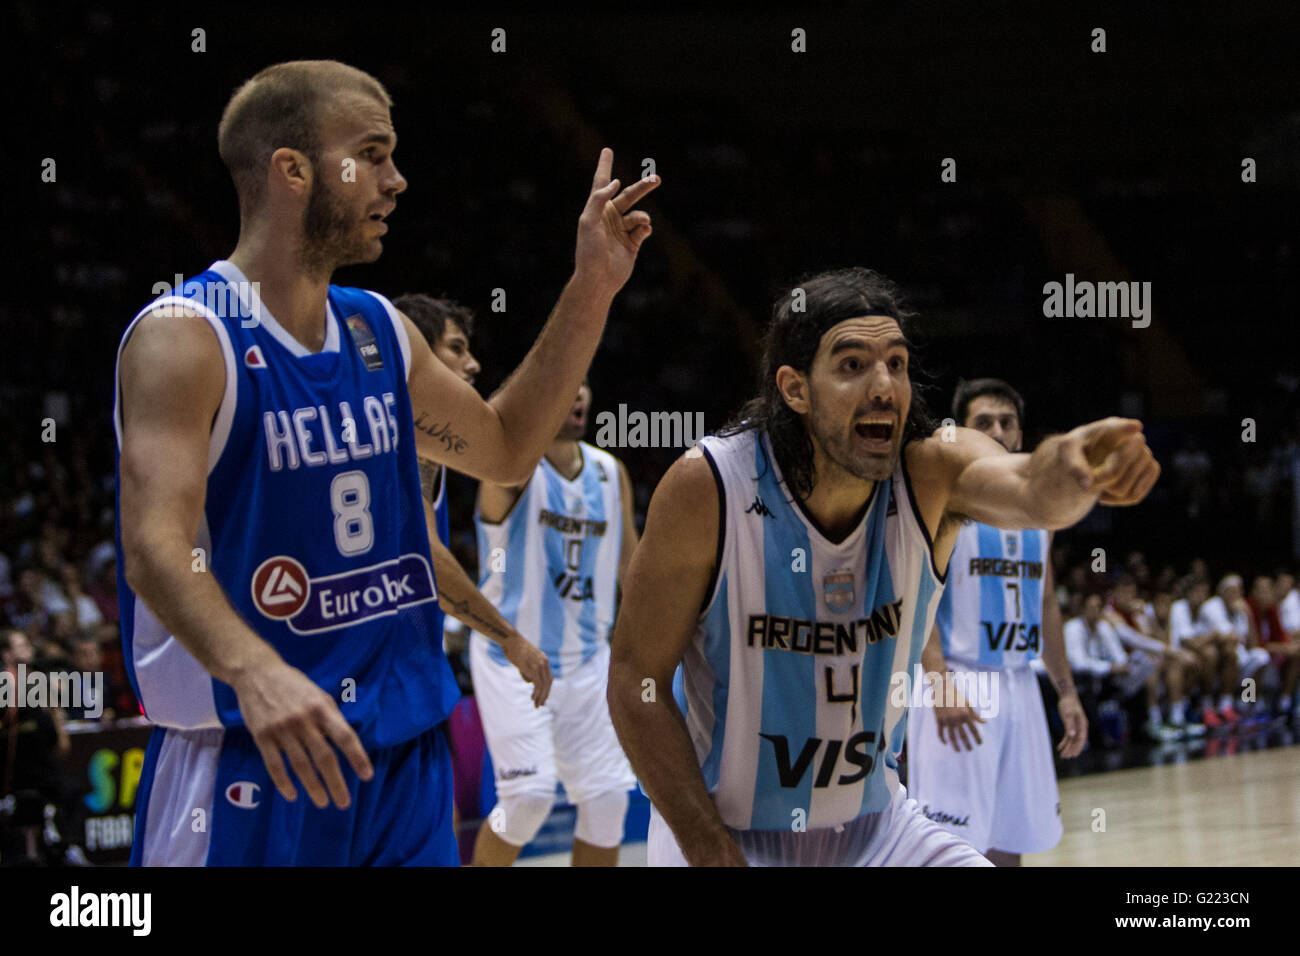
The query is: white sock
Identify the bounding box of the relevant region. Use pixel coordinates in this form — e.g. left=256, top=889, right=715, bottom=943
left=1171, top=700, right=1186, bottom=724
left=1281, top=696, right=1293, bottom=713
left=1218, top=694, right=1233, bottom=712
left=1148, top=705, right=1162, bottom=724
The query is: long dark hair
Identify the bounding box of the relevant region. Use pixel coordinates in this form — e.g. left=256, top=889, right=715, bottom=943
left=719, top=267, right=937, bottom=498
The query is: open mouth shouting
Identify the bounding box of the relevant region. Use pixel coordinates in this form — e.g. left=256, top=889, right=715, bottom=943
left=853, top=412, right=897, bottom=453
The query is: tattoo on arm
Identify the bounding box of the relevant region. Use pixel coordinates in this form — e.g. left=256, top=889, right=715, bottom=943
left=1051, top=672, right=1077, bottom=697
left=414, top=413, right=469, bottom=455
left=418, top=459, right=441, bottom=503
left=443, top=594, right=514, bottom=645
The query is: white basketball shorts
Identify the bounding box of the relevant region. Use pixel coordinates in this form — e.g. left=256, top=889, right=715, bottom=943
left=646, top=784, right=991, bottom=867
left=905, top=662, right=1063, bottom=855
left=469, top=636, right=635, bottom=805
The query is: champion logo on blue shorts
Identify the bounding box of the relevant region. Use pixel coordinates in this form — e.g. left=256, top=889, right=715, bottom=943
left=226, top=782, right=261, bottom=809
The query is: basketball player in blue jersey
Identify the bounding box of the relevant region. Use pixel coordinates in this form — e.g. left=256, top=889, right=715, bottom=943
left=114, top=60, right=658, bottom=865
left=469, top=378, right=640, bottom=866
left=905, top=378, right=1086, bottom=867
left=609, top=267, right=1160, bottom=866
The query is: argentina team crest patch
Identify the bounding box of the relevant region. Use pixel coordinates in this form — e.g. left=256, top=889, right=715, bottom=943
left=346, top=314, right=384, bottom=370
left=824, top=569, right=855, bottom=613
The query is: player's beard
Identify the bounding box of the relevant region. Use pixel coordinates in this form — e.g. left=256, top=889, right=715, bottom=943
left=557, top=418, right=586, bottom=442
left=300, top=180, right=374, bottom=280
left=807, top=396, right=901, bottom=484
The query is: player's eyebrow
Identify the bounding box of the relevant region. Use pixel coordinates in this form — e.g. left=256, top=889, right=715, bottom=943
left=829, top=335, right=910, bottom=356
left=358, top=130, right=396, bottom=149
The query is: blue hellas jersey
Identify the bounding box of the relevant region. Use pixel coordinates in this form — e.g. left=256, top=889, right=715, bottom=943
left=113, top=260, right=459, bottom=749
left=936, top=522, right=1047, bottom=669
left=674, top=430, right=946, bottom=831
left=472, top=442, right=623, bottom=676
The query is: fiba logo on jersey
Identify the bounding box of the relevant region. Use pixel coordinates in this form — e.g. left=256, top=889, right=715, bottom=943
left=251, top=556, right=311, bottom=618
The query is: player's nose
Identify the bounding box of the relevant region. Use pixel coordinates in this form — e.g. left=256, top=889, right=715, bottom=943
left=866, top=360, right=896, bottom=407
left=384, top=160, right=408, bottom=196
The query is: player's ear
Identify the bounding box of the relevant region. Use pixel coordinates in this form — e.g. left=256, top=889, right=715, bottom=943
left=775, top=365, right=809, bottom=415
left=269, top=147, right=313, bottom=200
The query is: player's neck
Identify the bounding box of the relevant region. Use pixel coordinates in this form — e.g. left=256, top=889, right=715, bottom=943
left=800, top=478, right=875, bottom=544
left=544, top=439, right=582, bottom=481
left=228, top=236, right=332, bottom=354
left=795, top=439, right=876, bottom=543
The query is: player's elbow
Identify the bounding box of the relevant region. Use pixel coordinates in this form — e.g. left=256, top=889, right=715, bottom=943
left=120, top=536, right=156, bottom=597
left=606, top=643, right=641, bottom=720
left=120, top=521, right=180, bottom=599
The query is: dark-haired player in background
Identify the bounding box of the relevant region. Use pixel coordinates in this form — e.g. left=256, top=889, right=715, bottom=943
left=906, top=378, right=1085, bottom=867
left=470, top=376, right=639, bottom=866
left=392, top=292, right=550, bottom=850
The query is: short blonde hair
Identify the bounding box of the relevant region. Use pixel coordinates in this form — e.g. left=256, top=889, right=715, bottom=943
left=217, top=60, right=392, bottom=217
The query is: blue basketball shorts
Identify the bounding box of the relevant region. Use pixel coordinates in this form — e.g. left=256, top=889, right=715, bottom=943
left=130, top=722, right=458, bottom=866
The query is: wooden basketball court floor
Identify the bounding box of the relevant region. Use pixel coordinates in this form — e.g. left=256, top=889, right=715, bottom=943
left=519, top=745, right=1300, bottom=866
left=1029, top=745, right=1300, bottom=866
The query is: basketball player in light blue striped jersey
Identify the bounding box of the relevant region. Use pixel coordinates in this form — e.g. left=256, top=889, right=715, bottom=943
left=469, top=378, right=640, bottom=866
left=609, top=268, right=1160, bottom=866
left=905, top=378, right=1086, bottom=867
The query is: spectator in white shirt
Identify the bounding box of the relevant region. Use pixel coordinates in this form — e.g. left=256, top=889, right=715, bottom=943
left=1169, top=577, right=1232, bottom=728
left=1065, top=593, right=1130, bottom=679
left=1277, top=570, right=1300, bottom=638
left=1121, top=586, right=1204, bottom=740
left=1197, top=574, right=1270, bottom=725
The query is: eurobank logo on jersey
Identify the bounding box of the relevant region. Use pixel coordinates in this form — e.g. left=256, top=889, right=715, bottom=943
left=251, top=553, right=436, bottom=634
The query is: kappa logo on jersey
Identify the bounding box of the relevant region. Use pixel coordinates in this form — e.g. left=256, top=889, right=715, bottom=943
left=595, top=460, right=609, bottom=482
left=345, top=314, right=384, bottom=371
left=226, top=782, right=261, bottom=809
left=251, top=553, right=437, bottom=634
left=244, top=345, right=266, bottom=368
left=745, top=495, right=774, bottom=518
left=1005, top=534, right=1017, bottom=556
left=824, top=570, right=855, bottom=612
left=251, top=556, right=310, bottom=618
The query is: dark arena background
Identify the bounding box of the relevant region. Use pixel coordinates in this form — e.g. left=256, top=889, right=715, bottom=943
left=3, top=0, right=1299, bottom=925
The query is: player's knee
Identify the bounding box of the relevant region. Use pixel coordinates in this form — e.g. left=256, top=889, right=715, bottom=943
left=574, top=789, right=629, bottom=849
left=491, top=788, right=555, bottom=847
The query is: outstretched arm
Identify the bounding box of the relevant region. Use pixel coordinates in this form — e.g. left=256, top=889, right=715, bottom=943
left=405, top=149, right=659, bottom=484
left=924, top=417, right=1160, bottom=532
left=607, top=451, right=747, bottom=866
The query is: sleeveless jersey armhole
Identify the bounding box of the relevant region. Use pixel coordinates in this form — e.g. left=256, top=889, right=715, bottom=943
left=114, top=295, right=238, bottom=474
left=898, top=443, right=948, bottom=585
left=697, top=444, right=728, bottom=618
